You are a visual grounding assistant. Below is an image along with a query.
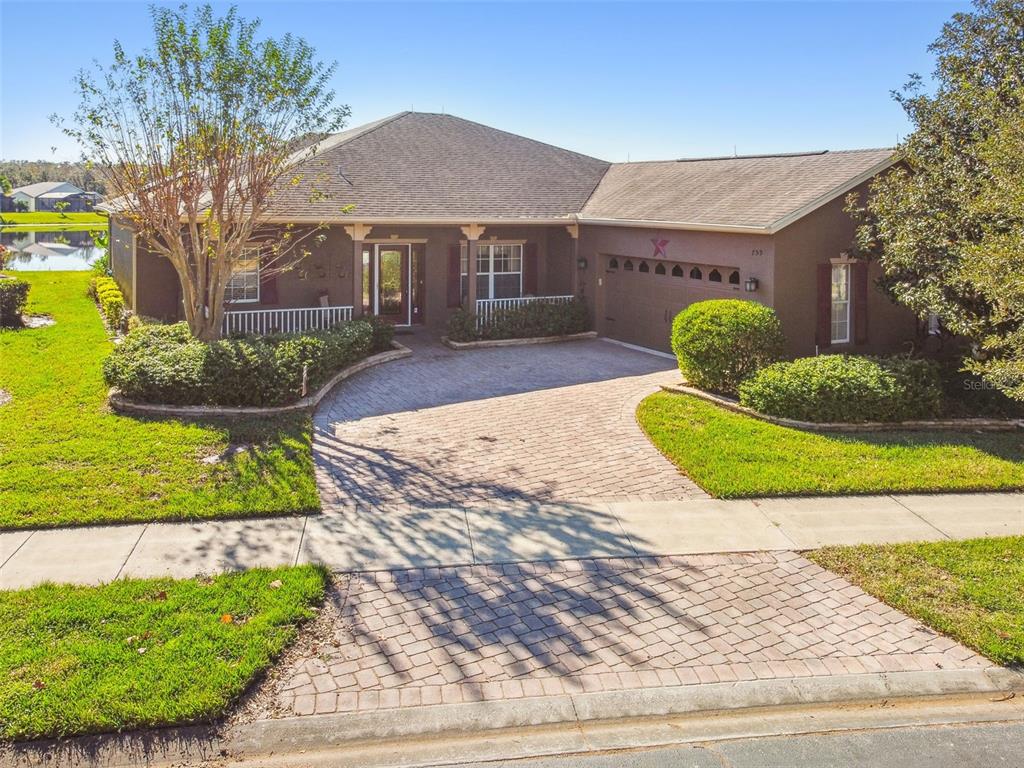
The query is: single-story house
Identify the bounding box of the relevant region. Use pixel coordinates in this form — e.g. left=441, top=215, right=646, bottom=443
left=108, top=111, right=917, bottom=356
left=8, top=181, right=102, bottom=212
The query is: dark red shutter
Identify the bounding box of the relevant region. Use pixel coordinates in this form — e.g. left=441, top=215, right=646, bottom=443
left=523, top=242, right=539, bottom=295
left=447, top=245, right=462, bottom=308
left=852, top=261, right=869, bottom=345
left=815, top=262, right=832, bottom=349
left=259, top=255, right=279, bottom=305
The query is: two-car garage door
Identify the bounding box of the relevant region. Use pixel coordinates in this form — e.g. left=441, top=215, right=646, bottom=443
left=600, top=256, right=742, bottom=353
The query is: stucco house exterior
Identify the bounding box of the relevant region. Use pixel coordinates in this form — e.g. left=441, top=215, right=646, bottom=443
left=8, top=181, right=101, bottom=212
left=108, top=111, right=916, bottom=356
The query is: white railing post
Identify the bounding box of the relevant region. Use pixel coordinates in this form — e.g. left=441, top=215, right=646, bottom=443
left=222, top=305, right=355, bottom=337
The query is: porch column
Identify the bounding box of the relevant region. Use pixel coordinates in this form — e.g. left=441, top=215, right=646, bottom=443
left=344, top=224, right=373, bottom=318
left=566, top=223, right=580, bottom=297
left=461, top=224, right=486, bottom=312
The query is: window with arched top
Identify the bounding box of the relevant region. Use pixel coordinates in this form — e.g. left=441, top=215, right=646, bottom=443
left=728, top=270, right=740, bottom=285
left=690, top=267, right=702, bottom=280
left=608, top=257, right=619, bottom=270
left=623, top=259, right=634, bottom=271
left=654, top=262, right=666, bottom=275
left=672, top=264, right=685, bottom=277
left=638, top=261, right=650, bottom=273
left=709, top=269, right=722, bottom=282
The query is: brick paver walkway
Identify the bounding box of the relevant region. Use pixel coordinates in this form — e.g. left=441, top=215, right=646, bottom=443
left=314, top=336, right=705, bottom=508
left=258, top=552, right=992, bottom=718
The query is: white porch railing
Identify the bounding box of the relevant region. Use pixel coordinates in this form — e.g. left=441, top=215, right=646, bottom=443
left=475, top=295, right=576, bottom=328
left=222, top=305, right=354, bottom=336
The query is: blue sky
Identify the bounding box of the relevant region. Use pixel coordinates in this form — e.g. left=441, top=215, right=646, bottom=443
left=1, top=1, right=965, bottom=162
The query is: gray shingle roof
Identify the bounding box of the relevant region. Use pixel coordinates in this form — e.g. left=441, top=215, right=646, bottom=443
left=580, top=149, right=894, bottom=231
left=10, top=181, right=86, bottom=198
left=267, top=112, right=610, bottom=220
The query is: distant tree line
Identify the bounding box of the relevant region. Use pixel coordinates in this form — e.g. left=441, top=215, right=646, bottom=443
left=0, top=161, right=107, bottom=194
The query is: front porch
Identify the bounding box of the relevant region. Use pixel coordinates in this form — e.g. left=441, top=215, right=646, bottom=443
left=221, top=222, right=585, bottom=336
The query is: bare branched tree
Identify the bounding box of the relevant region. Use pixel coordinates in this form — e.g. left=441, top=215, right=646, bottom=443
left=56, top=3, right=349, bottom=339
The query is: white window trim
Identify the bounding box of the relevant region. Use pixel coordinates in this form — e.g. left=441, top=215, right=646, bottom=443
left=830, top=263, right=851, bottom=344
left=460, top=241, right=525, bottom=299
left=225, top=249, right=261, bottom=304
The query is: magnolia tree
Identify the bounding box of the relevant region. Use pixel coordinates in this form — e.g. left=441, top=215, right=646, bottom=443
left=850, top=0, right=1024, bottom=398
left=57, top=4, right=349, bottom=340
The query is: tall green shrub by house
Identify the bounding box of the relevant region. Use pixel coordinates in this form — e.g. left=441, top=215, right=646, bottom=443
left=738, top=354, right=944, bottom=423
left=88, top=276, right=126, bottom=332
left=671, top=300, right=784, bottom=395
left=0, top=278, right=30, bottom=328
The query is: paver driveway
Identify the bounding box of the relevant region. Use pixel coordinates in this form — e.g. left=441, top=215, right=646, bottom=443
left=255, top=552, right=994, bottom=718
left=313, top=336, right=705, bottom=510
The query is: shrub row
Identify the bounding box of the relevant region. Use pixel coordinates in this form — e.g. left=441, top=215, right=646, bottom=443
left=0, top=277, right=29, bottom=328
left=447, top=298, right=590, bottom=342
left=738, top=355, right=944, bottom=423
left=670, top=299, right=948, bottom=423
left=89, top=276, right=127, bottom=332
left=104, top=320, right=381, bottom=407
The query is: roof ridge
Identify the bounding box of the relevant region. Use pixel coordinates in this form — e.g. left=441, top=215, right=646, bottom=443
left=408, top=112, right=611, bottom=166
left=284, top=111, right=411, bottom=168
left=611, top=147, right=894, bottom=166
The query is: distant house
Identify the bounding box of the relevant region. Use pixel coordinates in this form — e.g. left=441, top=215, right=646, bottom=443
left=8, top=182, right=101, bottom=212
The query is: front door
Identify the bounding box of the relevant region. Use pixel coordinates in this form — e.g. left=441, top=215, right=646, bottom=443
left=375, top=244, right=409, bottom=323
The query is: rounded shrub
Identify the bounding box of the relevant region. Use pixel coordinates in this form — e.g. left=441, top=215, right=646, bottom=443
left=738, top=354, right=944, bottom=423
left=670, top=300, right=784, bottom=395
left=0, top=277, right=30, bottom=328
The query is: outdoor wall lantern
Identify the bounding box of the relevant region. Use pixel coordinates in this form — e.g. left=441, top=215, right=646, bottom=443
left=577, top=257, right=588, bottom=270
left=744, top=276, right=759, bottom=292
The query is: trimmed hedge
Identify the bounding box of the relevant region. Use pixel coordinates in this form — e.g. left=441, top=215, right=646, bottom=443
left=671, top=300, right=784, bottom=395
left=738, top=354, right=944, bottom=423
left=104, top=320, right=376, bottom=407
left=0, top=277, right=30, bottom=328
left=447, top=298, right=589, bottom=342
left=89, top=276, right=127, bottom=332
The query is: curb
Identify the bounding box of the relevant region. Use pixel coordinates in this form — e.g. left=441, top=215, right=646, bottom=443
left=224, top=668, right=1024, bottom=753
left=442, top=331, right=597, bottom=349
left=5, top=669, right=1022, bottom=767
left=108, top=341, right=412, bottom=419
left=661, top=382, right=1024, bottom=433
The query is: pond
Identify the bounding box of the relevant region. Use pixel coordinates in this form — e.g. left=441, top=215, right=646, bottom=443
left=1, top=227, right=105, bottom=271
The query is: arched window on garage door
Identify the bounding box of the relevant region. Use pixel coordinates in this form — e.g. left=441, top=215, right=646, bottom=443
left=690, top=266, right=702, bottom=280
left=672, top=264, right=684, bottom=277
left=709, top=269, right=722, bottom=283
left=638, top=261, right=650, bottom=273
left=654, top=262, right=666, bottom=275
left=624, top=259, right=634, bottom=271
left=608, top=257, right=619, bottom=270
left=729, top=270, right=740, bottom=285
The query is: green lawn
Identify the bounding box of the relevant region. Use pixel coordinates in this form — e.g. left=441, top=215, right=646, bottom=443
left=0, top=211, right=107, bottom=226
left=637, top=391, right=1024, bottom=497
left=811, top=537, right=1024, bottom=666
left=0, top=271, right=319, bottom=529
left=0, top=566, right=326, bottom=741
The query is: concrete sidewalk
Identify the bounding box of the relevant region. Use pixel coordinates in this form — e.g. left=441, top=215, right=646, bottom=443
left=1, top=492, right=1021, bottom=589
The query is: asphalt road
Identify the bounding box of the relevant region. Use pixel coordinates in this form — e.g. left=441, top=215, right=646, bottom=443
left=448, top=721, right=1024, bottom=768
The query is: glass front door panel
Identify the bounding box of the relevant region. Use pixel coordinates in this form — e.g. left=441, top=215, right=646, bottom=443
left=376, top=246, right=409, bottom=322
